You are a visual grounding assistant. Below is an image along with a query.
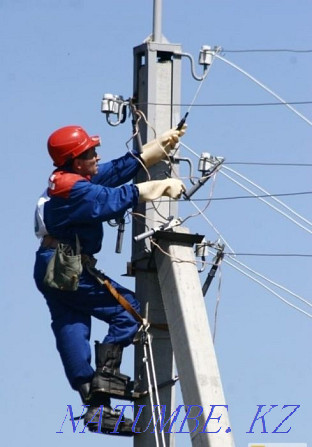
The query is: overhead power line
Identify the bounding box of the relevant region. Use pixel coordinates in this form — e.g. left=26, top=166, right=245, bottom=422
left=220, top=170, right=312, bottom=234
left=224, top=258, right=312, bottom=319
left=222, top=48, right=312, bottom=53
left=189, top=208, right=312, bottom=319
left=224, top=162, right=312, bottom=167
left=181, top=191, right=312, bottom=201
left=223, top=252, right=312, bottom=258
left=137, top=100, right=312, bottom=108
left=215, top=54, right=312, bottom=126
left=180, top=142, right=312, bottom=237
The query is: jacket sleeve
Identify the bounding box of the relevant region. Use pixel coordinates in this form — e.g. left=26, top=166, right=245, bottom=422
left=64, top=180, right=140, bottom=223
left=91, top=151, right=142, bottom=187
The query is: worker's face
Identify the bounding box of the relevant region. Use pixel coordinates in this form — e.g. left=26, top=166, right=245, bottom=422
left=73, top=147, right=101, bottom=176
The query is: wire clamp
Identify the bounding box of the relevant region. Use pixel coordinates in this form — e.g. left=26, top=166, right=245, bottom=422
left=134, top=216, right=182, bottom=242
left=202, top=242, right=225, bottom=296
left=183, top=154, right=225, bottom=200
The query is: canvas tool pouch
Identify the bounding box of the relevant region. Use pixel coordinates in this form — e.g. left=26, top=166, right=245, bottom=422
left=43, top=235, right=82, bottom=291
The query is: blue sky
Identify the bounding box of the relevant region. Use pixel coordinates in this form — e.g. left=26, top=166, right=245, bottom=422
left=1, top=1, right=311, bottom=446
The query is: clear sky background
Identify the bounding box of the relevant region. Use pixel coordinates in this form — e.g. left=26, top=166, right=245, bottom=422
left=1, top=1, right=311, bottom=446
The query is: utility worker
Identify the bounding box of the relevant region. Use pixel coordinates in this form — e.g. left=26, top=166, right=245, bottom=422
left=33, top=124, right=186, bottom=435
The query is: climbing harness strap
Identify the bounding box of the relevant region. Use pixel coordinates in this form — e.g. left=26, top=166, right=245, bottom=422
left=82, top=255, right=168, bottom=332
left=84, top=256, right=143, bottom=323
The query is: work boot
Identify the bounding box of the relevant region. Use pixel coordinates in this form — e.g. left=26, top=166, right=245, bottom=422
left=78, top=382, right=91, bottom=403
left=78, top=383, right=135, bottom=436
left=90, top=341, right=132, bottom=399
left=84, top=401, right=135, bottom=436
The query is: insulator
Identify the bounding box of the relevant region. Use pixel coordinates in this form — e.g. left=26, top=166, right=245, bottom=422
left=198, top=45, right=213, bottom=66
left=195, top=240, right=210, bottom=258
left=101, top=93, right=124, bottom=115
left=198, top=152, right=213, bottom=173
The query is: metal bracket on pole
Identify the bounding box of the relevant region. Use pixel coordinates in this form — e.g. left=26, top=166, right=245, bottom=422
left=202, top=243, right=225, bottom=296
left=154, top=229, right=204, bottom=245
left=134, top=216, right=182, bottom=242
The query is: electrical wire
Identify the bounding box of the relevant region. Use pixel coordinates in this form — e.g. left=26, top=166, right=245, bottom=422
left=188, top=199, right=236, bottom=255
left=126, top=111, right=152, bottom=181
left=154, top=191, right=312, bottom=202
left=130, top=107, right=179, bottom=222
left=149, top=234, right=312, bottom=321
left=225, top=254, right=312, bottom=309
left=128, top=48, right=312, bottom=323
left=180, top=141, right=201, bottom=158
left=214, top=54, right=312, bottom=127
left=149, top=234, right=312, bottom=320
left=150, top=239, right=197, bottom=265
left=189, top=191, right=312, bottom=200
left=223, top=257, right=312, bottom=319
left=177, top=140, right=312, bottom=319
left=220, top=170, right=312, bottom=234
left=182, top=66, right=211, bottom=115
left=223, top=252, right=312, bottom=258
left=223, top=165, right=312, bottom=228
left=145, top=208, right=312, bottom=320
left=141, top=328, right=162, bottom=447
left=178, top=46, right=221, bottom=119
left=193, top=211, right=312, bottom=318
left=146, top=330, right=167, bottom=447
left=137, top=100, right=312, bottom=108
left=224, top=162, right=312, bottom=166
left=222, top=48, right=312, bottom=53
left=181, top=171, right=218, bottom=225
left=212, top=266, right=222, bottom=343
left=180, top=141, right=312, bottom=235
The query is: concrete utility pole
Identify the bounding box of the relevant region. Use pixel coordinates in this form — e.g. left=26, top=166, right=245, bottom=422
left=132, top=1, right=235, bottom=446
left=132, top=2, right=181, bottom=445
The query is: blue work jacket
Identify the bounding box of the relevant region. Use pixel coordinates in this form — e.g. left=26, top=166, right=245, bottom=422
left=43, top=151, right=141, bottom=255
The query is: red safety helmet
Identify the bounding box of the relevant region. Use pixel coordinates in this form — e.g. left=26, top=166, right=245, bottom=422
left=47, top=125, right=101, bottom=167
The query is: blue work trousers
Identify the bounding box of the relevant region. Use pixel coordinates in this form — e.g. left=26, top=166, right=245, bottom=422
left=34, top=248, right=140, bottom=390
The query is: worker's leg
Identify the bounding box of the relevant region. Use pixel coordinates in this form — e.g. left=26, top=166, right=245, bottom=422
left=92, top=276, right=140, bottom=346
left=46, top=296, right=94, bottom=390
left=72, top=273, right=139, bottom=434
left=45, top=292, right=135, bottom=435
left=75, top=274, right=140, bottom=400
left=43, top=271, right=139, bottom=389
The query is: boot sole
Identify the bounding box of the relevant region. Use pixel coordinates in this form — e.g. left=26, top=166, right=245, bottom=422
left=91, top=386, right=141, bottom=401
left=88, top=425, right=135, bottom=437
left=87, top=419, right=136, bottom=436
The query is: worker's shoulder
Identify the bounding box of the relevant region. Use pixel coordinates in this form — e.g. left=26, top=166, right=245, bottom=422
left=48, top=170, right=90, bottom=199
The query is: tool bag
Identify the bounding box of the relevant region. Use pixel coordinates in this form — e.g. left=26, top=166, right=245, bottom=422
left=43, top=235, right=82, bottom=291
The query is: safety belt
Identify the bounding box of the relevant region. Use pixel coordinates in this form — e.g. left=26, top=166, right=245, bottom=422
left=82, top=256, right=168, bottom=332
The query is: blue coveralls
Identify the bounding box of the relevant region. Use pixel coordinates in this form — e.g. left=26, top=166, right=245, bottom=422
left=34, top=152, right=141, bottom=390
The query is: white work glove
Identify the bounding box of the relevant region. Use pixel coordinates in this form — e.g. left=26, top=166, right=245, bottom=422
left=137, top=179, right=186, bottom=203
left=141, top=124, right=187, bottom=168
